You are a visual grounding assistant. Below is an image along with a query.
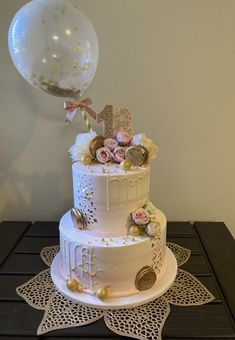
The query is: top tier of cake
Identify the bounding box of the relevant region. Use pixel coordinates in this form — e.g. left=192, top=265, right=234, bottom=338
left=72, top=162, right=150, bottom=236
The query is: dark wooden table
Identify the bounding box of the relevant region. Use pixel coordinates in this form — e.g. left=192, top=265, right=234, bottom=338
left=0, top=221, right=234, bottom=340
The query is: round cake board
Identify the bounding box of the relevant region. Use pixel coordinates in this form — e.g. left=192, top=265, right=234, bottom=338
left=51, top=247, right=177, bottom=310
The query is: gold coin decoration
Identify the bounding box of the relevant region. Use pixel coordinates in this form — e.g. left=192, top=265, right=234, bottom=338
left=70, top=208, right=86, bottom=230
left=89, top=135, right=105, bottom=157
left=139, top=145, right=149, bottom=162
left=97, top=287, right=108, bottom=300
left=128, top=224, right=141, bottom=236
left=120, top=159, right=132, bottom=171
left=125, top=145, right=148, bottom=166
left=135, top=266, right=156, bottom=291
left=81, top=154, right=92, bottom=165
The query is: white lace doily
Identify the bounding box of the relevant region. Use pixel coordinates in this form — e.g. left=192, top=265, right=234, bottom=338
left=16, top=243, right=215, bottom=340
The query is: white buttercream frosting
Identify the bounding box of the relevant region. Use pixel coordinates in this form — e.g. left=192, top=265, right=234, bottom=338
left=59, top=210, right=167, bottom=298
left=72, top=162, right=150, bottom=235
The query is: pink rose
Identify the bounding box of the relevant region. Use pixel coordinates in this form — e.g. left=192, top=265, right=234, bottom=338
left=96, top=147, right=112, bottom=163
left=132, top=208, right=150, bottom=225
left=112, top=146, right=126, bottom=163
left=104, top=138, right=118, bottom=151
left=116, top=131, right=132, bottom=147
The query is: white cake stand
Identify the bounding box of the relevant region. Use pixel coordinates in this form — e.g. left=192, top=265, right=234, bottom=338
left=51, top=247, right=177, bottom=310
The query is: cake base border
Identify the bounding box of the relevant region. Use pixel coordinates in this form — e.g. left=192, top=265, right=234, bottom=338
left=50, top=247, right=178, bottom=310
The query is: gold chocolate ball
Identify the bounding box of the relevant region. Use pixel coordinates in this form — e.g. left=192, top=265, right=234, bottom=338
left=97, top=287, right=108, bottom=300
left=129, top=224, right=141, bottom=236
left=66, top=278, right=78, bottom=291
left=81, top=154, right=92, bottom=165
left=120, top=159, right=132, bottom=171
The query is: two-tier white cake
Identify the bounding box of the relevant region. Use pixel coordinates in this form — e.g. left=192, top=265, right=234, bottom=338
left=52, top=106, right=177, bottom=308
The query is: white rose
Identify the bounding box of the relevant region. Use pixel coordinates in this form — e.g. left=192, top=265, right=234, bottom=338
left=69, top=132, right=97, bottom=161
left=145, top=221, right=161, bottom=237
left=133, top=133, right=159, bottom=160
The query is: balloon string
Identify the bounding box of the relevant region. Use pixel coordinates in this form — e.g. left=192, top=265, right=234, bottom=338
left=81, top=109, right=93, bottom=132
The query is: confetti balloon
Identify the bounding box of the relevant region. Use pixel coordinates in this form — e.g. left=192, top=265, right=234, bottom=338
left=8, top=0, right=99, bottom=98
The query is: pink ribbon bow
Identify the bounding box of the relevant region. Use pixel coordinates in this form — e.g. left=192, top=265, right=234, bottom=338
left=64, top=97, right=97, bottom=124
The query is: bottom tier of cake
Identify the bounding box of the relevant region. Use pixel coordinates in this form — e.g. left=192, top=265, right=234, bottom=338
left=59, top=209, right=167, bottom=299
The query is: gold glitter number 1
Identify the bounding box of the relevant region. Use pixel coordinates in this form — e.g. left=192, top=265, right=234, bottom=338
left=95, top=105, right=133, bottom=138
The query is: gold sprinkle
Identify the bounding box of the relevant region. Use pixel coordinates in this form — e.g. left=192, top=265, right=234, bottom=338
left=81, top=63, right=92, bottom=71
left=74, top=45, right=82, bottom=53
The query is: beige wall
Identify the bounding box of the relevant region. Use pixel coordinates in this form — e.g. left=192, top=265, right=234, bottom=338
left=1, top=0, right=235, bottom=237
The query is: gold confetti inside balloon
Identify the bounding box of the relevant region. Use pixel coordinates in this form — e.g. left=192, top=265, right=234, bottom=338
left=120, top=159, right=132, bottom=171
left=97, top=287, right=108, bottom=300
left=81, top=154, right=92, bottom=165
left=66, top=278, right=78, bottom=291
left=8, top=0, right=99, bottom=98
left=129, top=224, right=142, bottom=236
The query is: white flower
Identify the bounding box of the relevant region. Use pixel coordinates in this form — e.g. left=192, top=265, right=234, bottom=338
left=133, top=133, right=159, bottom=160
left=69, top=132, right=97, bottom=161
left=145, top=221, right=161, bottom=237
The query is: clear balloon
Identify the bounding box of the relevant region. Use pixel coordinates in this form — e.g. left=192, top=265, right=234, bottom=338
left=8, top=0, right=99, bottom=98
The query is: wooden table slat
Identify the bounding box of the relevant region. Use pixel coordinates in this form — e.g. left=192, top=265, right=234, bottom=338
left=0, top=221, right=31, bottom=267
left=14, top=236, right=59, bottom=253
left=0, top=253, right=48, bottom=274
left=167, top=221, right=196, bottom=236
left=0, top=275, right=34, bottom=300
left=24, top=221, right=59, bottom=237
left=0, top=301, right=234, bottom=338
left=195, top=222, right=235, bottom=321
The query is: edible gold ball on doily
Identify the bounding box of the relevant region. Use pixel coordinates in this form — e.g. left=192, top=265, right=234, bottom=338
left=77, top=283, right=84, bottom=292
left=66, top=278, right=78, bottom=291
left=97, top=287, right=108, bottom=300
left=129, top=224, right=141, bottom=236
left=81, top=154, right=92, bottom=165
left=120, top=159, right=132, bottom=171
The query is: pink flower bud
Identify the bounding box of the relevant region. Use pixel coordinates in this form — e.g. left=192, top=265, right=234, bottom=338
left=116, top=131, right=132, bottom=147
left=112, top=147, right=126, bottom=163
left=96, top=147, right=112, bottom=163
